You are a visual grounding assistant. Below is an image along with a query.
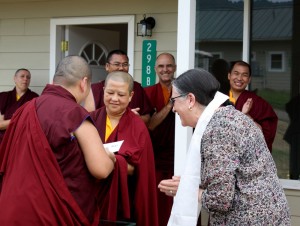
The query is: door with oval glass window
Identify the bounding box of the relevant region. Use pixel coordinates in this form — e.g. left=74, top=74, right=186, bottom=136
left=66, top=25, right=127, bottom=83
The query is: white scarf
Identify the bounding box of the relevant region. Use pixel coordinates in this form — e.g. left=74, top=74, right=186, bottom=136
left=167, top=91, right=229, bottom=226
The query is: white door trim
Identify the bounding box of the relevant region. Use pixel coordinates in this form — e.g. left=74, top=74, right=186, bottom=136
left=49, top=15, right=135, bottom=83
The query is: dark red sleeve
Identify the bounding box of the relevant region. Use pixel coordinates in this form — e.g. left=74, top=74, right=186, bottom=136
left=235, top=91, right=278, bottom=151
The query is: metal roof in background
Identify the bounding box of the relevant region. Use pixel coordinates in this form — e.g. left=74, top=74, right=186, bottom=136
left=196, top=5, right=292, bottom=41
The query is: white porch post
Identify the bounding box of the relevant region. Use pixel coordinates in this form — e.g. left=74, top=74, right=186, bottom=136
left=243, top=0, right=251, bottom=62
left=174, top=0, right=196, bottom=175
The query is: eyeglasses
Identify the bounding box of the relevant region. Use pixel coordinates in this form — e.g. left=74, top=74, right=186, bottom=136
left=169, top=93, right=188, bottom=104
left=108, top=62, right=130, bottom=68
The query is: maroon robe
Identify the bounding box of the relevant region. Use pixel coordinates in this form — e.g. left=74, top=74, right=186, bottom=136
left=91, top=107, right=158, bottom=226
left=91, top=80, right=153, bottom=115
left=144, top=83, right=175, bottom=226
left=0, top=85, right=100, bottom=225
left=0, top=87, right=38, bottom=143
left=235, top=90, right=278, bottom=152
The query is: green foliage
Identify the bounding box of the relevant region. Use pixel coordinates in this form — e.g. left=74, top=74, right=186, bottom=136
left=256, top=89, right=290, bottom=110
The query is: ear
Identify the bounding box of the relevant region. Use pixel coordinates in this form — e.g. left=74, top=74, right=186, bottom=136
left=105, top=63, right=110, bottom=72
left=227, top=72, right=231, bottom=80
left=80, top=77, right=88, bottom=93
left=129, top=91, right=134, bottom=102
left=187, top=93, right=196, bottom=107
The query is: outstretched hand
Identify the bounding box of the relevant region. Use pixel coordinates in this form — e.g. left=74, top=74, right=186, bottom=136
left=158, top=176, right=181, bottom=197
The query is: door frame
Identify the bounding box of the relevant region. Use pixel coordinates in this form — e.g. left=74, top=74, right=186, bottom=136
left=49, top=15, right=135, bottom=83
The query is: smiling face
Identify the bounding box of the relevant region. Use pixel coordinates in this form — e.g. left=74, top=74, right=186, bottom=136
left=228, top=64, right=251, bottom=93
left=155, top=54, right=176, bottom=85
left=171, top=87, right=192, bottom=127
left=105, top=54, right=129, bottom=73
left=103, top=78, right=133, bottom=116
left=14, top=69, right=31, bottom=92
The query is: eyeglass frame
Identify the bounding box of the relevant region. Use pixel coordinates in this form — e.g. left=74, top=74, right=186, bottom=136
left=107, top=62, right=130, bottom=68
left=169, top=93, right=188, bottom=105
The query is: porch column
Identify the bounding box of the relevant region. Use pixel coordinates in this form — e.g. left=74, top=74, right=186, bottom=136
left=174, top=0, right=196, bottom=175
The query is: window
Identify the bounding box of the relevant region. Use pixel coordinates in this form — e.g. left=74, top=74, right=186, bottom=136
left=268, top=52, right=285, bottom=72
left=79, top=42, right=107, bottom=66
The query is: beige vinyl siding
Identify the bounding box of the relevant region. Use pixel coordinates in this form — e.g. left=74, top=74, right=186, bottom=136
left=0, top=0, right=177, bottom=93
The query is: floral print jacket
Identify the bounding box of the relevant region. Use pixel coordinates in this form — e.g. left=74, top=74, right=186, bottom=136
left=200, top=106, right=290, bottom=226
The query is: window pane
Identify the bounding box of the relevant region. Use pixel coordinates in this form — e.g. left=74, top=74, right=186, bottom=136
left=271, top=54, right=283, bottom=69
left=196, top=0, right=298, bottom=180
left=252, top=1, right=294, bottom=179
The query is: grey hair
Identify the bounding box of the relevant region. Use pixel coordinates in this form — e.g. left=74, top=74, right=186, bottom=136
left=172, top=68, right=220, bottom=106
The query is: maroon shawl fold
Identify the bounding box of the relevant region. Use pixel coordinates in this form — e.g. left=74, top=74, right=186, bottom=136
left=235, top=90, right=278, bottom=151
left=91, top=107, right=158, bottom=226
left=0, top=100, right=98, bottom=226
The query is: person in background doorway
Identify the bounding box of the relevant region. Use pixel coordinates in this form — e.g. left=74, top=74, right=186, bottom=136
left=144, top=52, right=176, bottom=226
left=228, top=60, right=278, bottom=152
left=84, top=49, right=153, bottom=124
left=211, top=58, right=231, bottom=95
left=91, top=71, right=158, bottom=226
left=0, top=56, right=115, bottom=225
left=0, top=68, right=39, bottom=144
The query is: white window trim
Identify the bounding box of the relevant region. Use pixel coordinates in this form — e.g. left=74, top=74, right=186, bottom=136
left=267, top=51, right=285, bottom=72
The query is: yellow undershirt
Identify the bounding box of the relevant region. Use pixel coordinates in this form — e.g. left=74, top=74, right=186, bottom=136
left=105, top=115, right=113, bottom=142
left=161, top=84, right=171, bottom=105
left=229, top=90, right=236, bottom=105
left=16, top=94, right=21, bottom=101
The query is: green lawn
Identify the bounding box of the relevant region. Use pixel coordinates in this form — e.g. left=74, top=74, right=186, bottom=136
left=256, top=89, right=290, bottom=110
left=272, top=148, right=289, bottom=179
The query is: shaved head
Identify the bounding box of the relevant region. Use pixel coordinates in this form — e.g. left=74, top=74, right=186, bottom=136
left=53, top=55, right=91, bottom=86
left=104, top=71, right=134, bottom=93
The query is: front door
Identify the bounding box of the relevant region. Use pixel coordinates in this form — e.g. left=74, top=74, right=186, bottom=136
left=67, top=25, right=122, bottom=83
left=49, top=16, right=135, bottom=83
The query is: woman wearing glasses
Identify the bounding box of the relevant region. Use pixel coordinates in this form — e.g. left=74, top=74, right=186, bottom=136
left=158, top=68, right=290, bottom=226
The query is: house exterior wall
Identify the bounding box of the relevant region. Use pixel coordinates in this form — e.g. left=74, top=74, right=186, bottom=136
left=0, top=0, right=178, bottom=94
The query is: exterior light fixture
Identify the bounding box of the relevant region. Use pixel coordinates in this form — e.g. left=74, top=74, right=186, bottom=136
left=137, top=15, right=156, bottom=37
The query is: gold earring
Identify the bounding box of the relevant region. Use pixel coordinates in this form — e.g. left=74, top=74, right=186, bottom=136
left=189, top=106, right=192, bottom=110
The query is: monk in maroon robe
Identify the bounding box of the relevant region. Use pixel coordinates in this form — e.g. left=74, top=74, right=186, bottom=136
left=91, top=71, right=158, bottom=226
left=0, top=68, right=38, bottom=144
left=0, top=56, right=115, bottom=226
left=228, top=60, right=278, bottom=151
left=84, top=49, right=153, bottom=124
left=235, top=90, right=278, bottom=151
left=144, top=53, right=176, bottom=226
